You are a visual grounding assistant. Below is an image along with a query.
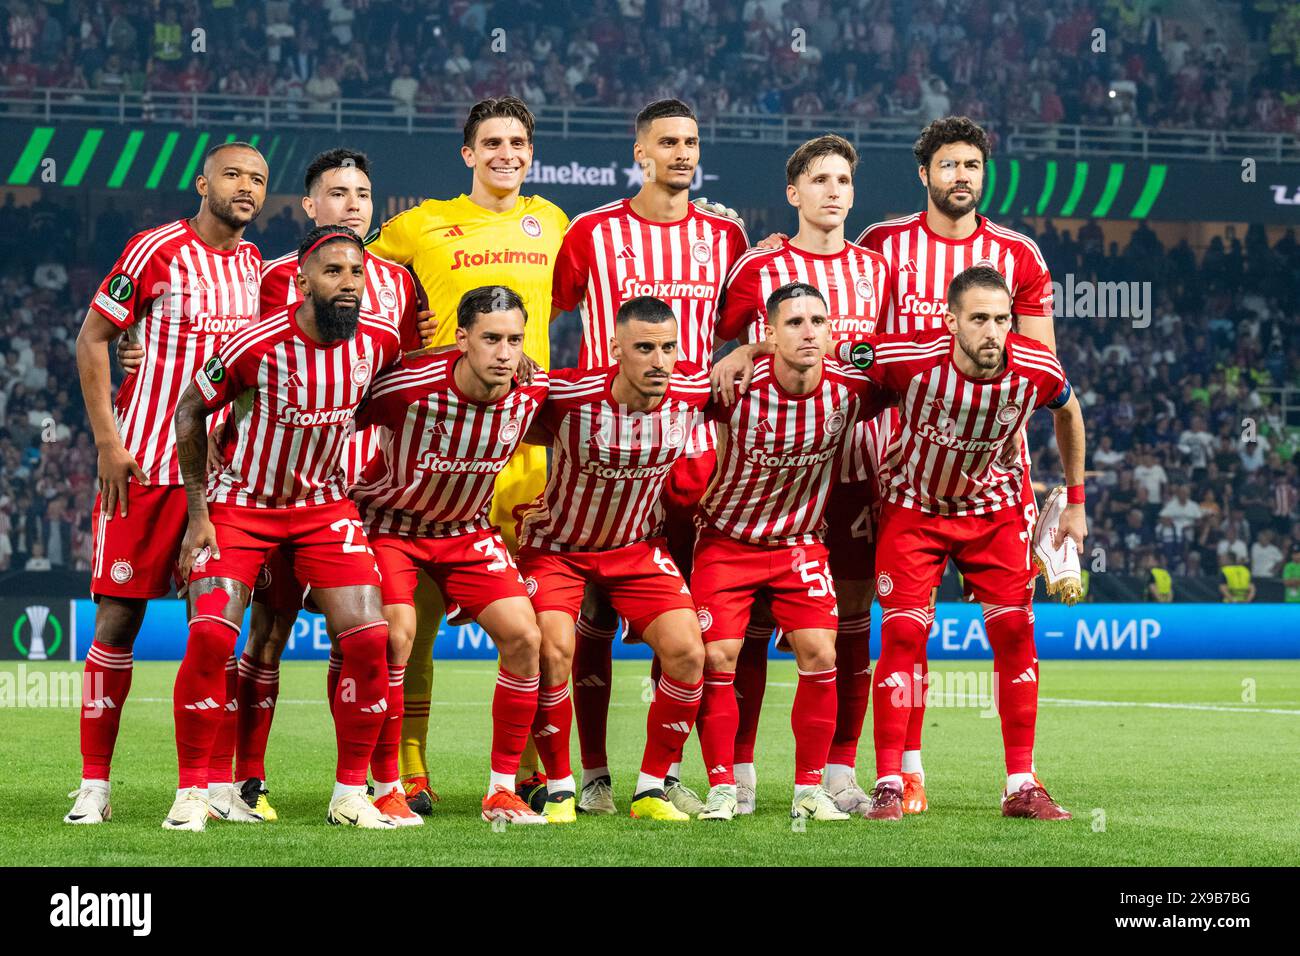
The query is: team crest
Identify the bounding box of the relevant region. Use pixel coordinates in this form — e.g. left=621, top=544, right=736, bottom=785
left=664, top=420, right=686, bottom=447
left=996, top=402, right=1022, bottom=425
left=854, top=275, right=874, bottom=301
left=244, top=272, right=258, bottom=299
left=520, top=215, right=542, bottom=238
left=378, top=285, right=398, bottom=311
left=825, top=410, right=846, bottom=437
left=876, top=571, right=894, bottom=597
left=110, top=560, right=133, bottom=584
left=499, top=416, right=521, bottom=445
left=255, top=563, right=272, bottom=590
left=691, top=239, right=711, bottom=264
left=524, top=576, right=538, bottom=598
left=351, top=360, right=371, bottom=387
left=697, top=608, right=713, bottom=632
left=192, top=547, right=211, bottom=572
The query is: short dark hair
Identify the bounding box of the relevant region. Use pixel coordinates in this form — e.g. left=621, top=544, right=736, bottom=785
left=912, top=116, right=991, bottom=169
left=616, top=296, right=676, bottom=325
left=463, top=96, right=535, bottom=147
left=946, top=266, right=1010, bottom=313
left=303, top=148, right=371, bottom=195
left=203, top=140, right=263, bottom=172
left=786, top=134, right=858, bottom=185
left=765, top=281, right=826, bottom=319
left=297, top=223, right=364, bottom=265
left=635, top=98, right=697, bottom=135
left=457, top=285, right=528, bottom=329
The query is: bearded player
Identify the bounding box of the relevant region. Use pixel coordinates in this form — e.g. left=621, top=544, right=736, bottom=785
left=693, top=282, right=887, bottom=822
left=836, top=266, right=1083, bottom=821
left=714, top=134, right=891, bottom=815
left=366, top=96, right=569, bottom=813
left=551, top=98, right=748, bottom=815
left=65, top=141, right=266, bottom=826
left=517, top=296, right=711, bottom=823
left=165, top=226, right=402, bottom=830
left=351, top=286, right=550, bottom=825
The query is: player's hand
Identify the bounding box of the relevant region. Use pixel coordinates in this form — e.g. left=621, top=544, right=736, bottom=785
left=692, top=197, right=744, bottom=229
left=116, top=338, right=145, bottom=375
left=517, top=352, right=540, bottom=385
left=710, top=346, right=756, bottom=407
left=97, top=442, right=148, bottom=518
left=415, top=309, right=437, bottom=347
left=178, top=517, right=220, bottom=581
left=1054, top=503, right=1087, bottom=553
left=996, top=429, right=1022, bottom=469
left=755, top=232, right=787, bottom=250
left=206, top=439, right=224, bottom=477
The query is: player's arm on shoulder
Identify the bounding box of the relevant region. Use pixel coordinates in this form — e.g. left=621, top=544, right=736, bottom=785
left=1016, top=313, right=1057, bottom=355
left=1013, top=246, right=1058, bottom=353
left=1046, top=384, right=1087, bottom=550
left=550, top=219, right=591, bottom=315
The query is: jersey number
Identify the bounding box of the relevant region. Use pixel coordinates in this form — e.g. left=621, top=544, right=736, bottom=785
left=796, top=558, right=836, bottom=599
left=330, top=518, right=374, bottom=556
left=473, top=537, right=516, bottom=573
left=652, top=547, right=681, bottom=578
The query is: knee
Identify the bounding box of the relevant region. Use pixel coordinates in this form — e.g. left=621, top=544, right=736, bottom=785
left=539, top=632, right=574, bottom=678
left=803, top=645, right=836, bottom=673
left=338, top=620, right=390, bottom=679
left=664, top=638, right=705, bottom=678
left=704, top=642, right=737, bottom=673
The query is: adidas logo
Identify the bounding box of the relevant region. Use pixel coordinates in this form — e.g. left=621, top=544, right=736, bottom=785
left=359, top=698, right=389, bottom=714
left=899, top=258, right=918, bottom=274
left=533, top=723, right=560, bottom=737
left=443, top=225, right=464, bottom=238
left=708, top=765, right=728, bottom=775
left=575, top=676, right=607, bottom=688
left=876, top=672, right=909, bottom=689
left=283, top=371, right=303, bottom=390
left=254, top=696, right=275, bottom=709
left=83, top=696, right=117, bottom=711
left=1011, top=668, right=1038, bottom=684
left=752, top=419, right=774, bottom=435
left=616, top=243, right=637, bottom=260
left=661, top=721, right=692, bottom=733
left=223, top=700, right=237, bottom=713
left=183, top=696, right=221, bottom=711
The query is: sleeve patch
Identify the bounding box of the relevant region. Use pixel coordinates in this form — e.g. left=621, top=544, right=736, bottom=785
left=93, top=291, right=130, bottom=323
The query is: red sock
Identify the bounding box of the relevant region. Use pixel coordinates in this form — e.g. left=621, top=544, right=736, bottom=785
left=369, top=663, right=405, bottom=785
left=491, top=667, right=540, bottom=777
left=531, top=682, right=573, bottom=780
left=641, top=674, right=702, bottom=778
left=698, top=669, right=737, bottom=786
left=984, top=604, right=1038, bottom=774
left=827, top=613, right=872, bottom=766
left=326, top=648, right=342, bottom=716
left=792, top=667, right=838, bottom=786
left=572, top=617, right=614, bottom=771
left=206, top=655, right=239, bottom=785
left=904, top=609, right=933, bottom=752
left=872, top=607, right=929, bottom=780
left=733, top=627, right=770, bottom=764
left=173, top=613, right=241, bottom=789
left=332, top=621, right=390, bottom=786
left=234, top=653, right=279, bottom=782
left=80, top=640, right=134, bottom=780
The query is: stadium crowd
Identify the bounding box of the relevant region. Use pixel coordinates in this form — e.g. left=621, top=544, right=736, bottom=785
left=0, top=0, right=1297, bottom=134
left=0, top=187, right=1296, bottom=597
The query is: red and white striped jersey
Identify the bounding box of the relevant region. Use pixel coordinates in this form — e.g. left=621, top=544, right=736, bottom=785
left=717, top=239, right=891, bottom=345
left=856, top=212, right=1053, bottom=333
left=260, top=248, right=423, bottom=484
left=351, top=351, right=549, bottom=537
left=552, top=199, right=747, bottom=453
left=195, top=301, right=402, bottom=508
left=89, top=219, right=262, bottom=484
left=865, top=330, right=1068, bottom=516
left=519, top=361, right=711, bottom=552
left=701, top=356, right=886, bottom=546
left=718, top=238, right=893, bottom=484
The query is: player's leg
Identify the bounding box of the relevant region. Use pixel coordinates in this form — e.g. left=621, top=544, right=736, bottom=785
left=901, top=584, right=936, bottom=812
left=733, top=603, right=774, bottom=814
left=866, top=503, right=950, bottom=821
left=399, top=571, right=442, bottom=813
left=573, top=583, right=617, bottom=807
left=68, top=484, right=188, bottom=825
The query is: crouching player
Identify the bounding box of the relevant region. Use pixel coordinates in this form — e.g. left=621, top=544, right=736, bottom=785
left=351, top=286, right=549, bottom=825
left=517, top=296, right=710, bottom=823
left=692, top=282, right=887, bottom=821
left=169, top=226, right=402, bottom=830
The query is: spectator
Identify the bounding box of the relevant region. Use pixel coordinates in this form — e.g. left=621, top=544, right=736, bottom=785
left=1159, top=484, right=1202, bottom=535
left=1250, top=528, right=1284, bottom=578
left=1283, top=546, right=1300, bottom=603
left=24, top=540, right=51, bottom=572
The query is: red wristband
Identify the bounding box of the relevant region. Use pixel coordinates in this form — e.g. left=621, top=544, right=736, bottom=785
left=1066, top=484, right=1085, bottom=504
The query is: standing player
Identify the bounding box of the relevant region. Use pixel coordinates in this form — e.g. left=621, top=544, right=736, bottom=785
left=517, top=296, right=710, bottom=823
left=165, top=226, right=402, bottom=831
left=351, top=286, right=549, bottom=824
left=693, top=282, right=887, bottom=822
left=65, top=141, right=266, bottom=825
left=836, top=266, right=1084, bottom=820
left=715, top=134, right=891, bottom=815
left=366, top=97, right=569, bottom=813
left=853, top=116, right=1056, bottom=813
left=551, top=98, right=748, bottom=814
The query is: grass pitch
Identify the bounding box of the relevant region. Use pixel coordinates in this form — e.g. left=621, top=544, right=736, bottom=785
left=3, top=659, right=1298, bottom=866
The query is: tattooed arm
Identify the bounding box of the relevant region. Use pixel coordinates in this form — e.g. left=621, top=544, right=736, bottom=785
left=174, top=383, right=221, bottom=579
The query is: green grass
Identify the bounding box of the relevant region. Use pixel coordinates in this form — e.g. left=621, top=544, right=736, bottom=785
left=3, top=660, right=1298, bottom=866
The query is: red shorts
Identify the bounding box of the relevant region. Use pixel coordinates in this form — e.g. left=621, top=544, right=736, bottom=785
left=372, top=528, right=529, bottom=617
left=517, top=538, right=697, bottom=636
left=251, top=546, right=308, bottom=612
left=690, top=527, right=839, bottom=644
left=874, top=500, right=1034, bottom=607
left=825, top=479, right=878, bottom=582
left=190, top=499, right=382, bottom=592
left=91, top=483, right=188, bottom=599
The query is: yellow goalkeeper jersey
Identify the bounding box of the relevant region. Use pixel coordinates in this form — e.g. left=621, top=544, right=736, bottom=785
left=367, top=193, right=568, bottom=368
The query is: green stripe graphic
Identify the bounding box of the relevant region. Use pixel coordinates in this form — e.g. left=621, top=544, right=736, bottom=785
left=7, top=126, right=55, bottom=185
left=997, top=159, right=1021, bottom=216
left=1060, top=162, right=1089, bottom=217
left=145, top=131, right=180, bottom=189
left=63, top=129, right=104, bottom=187
left=1090, top=163, right=1125, bottom=218
left=1129, top=164, right=1168, bottom=218
left=106, top=130, right=144, bottom=188
left=1035, top=161, right=1058, bottom=216
left=176, top=132, right=211, bottom=189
